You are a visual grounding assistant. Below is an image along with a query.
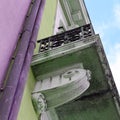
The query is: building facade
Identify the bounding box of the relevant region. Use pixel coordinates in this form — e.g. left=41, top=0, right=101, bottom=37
left=0, top=0, right=120, bottom=120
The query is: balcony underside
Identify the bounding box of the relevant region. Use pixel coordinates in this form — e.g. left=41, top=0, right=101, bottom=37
left=56, top=92, right=120, bottom=120
left=31, top=29, right=120, bottom=119
left=32, top=35, right=109, bottom=95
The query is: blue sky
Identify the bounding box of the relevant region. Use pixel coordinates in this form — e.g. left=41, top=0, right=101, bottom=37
left=85, top=0, right=120, bottom=93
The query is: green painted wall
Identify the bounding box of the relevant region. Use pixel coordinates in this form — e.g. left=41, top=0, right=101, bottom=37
left=34, top=0, right=58, bottom=54
left=32, top=47, right=109, bottom=95
left=17, top=0, right=58, bottom=120
left=56, top=93, right=120, bottom=120
left=17, top=69, right=37, bottom=120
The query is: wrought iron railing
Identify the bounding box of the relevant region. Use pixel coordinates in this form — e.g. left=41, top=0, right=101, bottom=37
left=37, top=24, right=94, bottom=52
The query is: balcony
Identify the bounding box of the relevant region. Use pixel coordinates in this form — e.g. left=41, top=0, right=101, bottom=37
left=32, top=24, right=96, bottom=66
left=31, top=23, right=120, bottom=120
left=38, top=24, right=94, bottom=52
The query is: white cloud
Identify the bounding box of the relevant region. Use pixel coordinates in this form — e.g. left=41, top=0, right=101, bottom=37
left=113, top=3, right=120, bottom=28
left=94, top=3, right=120, bottom=38
left=93, top=22, right=111, bottom=49
left=108, top=43, right=120, bottom=93
left=94, top=23, right=109, bottom=38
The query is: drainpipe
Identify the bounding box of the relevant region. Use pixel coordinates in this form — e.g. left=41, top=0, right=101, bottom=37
left=9, top=0, right=46, bottom=120
left=0, top=0, right=41, bottom=120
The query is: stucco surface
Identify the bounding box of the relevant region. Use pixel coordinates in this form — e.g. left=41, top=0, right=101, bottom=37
left=0, top=0, right=31, bottom=84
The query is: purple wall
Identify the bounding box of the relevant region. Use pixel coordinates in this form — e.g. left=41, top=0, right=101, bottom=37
left=0, top=0, right=31, bottom=86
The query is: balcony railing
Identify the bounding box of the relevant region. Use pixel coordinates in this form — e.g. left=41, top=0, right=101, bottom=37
left=37, top=24, right=94, bottom=52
